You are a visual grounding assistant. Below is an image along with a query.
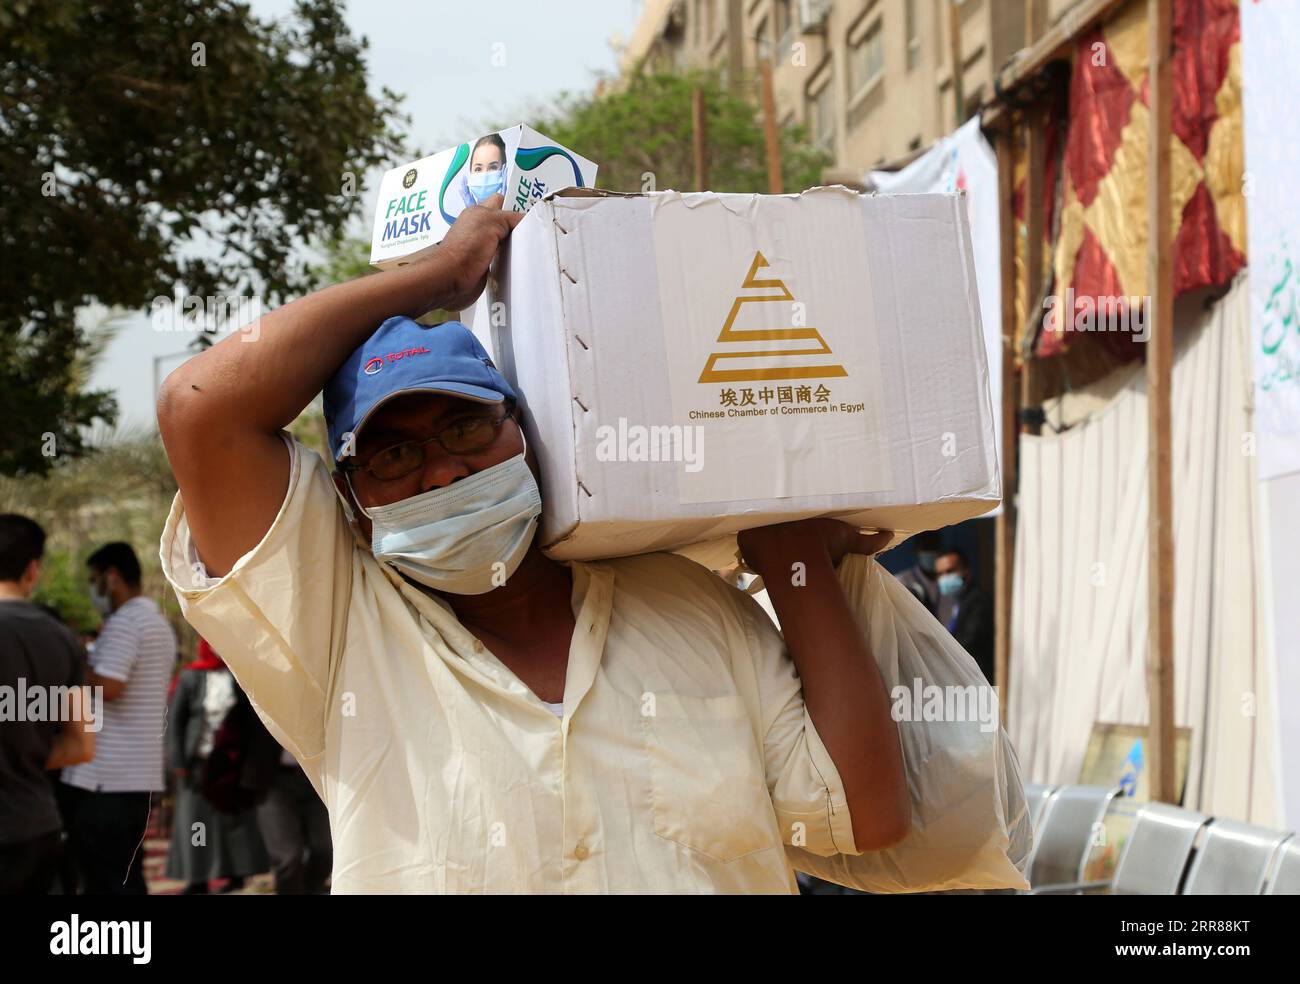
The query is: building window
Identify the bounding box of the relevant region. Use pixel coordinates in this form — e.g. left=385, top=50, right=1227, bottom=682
left=808, top=76, right=836, bottom=152
left=905, top=0, right=920, bottom=70
left=849, top=18, right=885, bottom=101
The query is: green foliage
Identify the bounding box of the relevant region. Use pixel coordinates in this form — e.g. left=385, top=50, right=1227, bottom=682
left=0, top=0, right=407, bottom=476
left=530, top=70, right=829, bottom=195
left=288, top=398, right=331, bottom=462
left=0, top=427, right=187, bottom=640
left=31, top=547, right=100, bottom=634
left=309, top=234, right=379, bottom=288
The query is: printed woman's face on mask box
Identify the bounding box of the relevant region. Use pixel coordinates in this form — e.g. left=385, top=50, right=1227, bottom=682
left=465, top=137, right=508, bottom=204
left=469, top=142, right=505, bottom=173
left=335, top=392, right=535, bottom=539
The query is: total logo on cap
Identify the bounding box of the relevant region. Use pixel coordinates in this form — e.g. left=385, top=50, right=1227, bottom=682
left=324, top=318, right=519, bottom=463
left=363, top=345, right=431, bottom=375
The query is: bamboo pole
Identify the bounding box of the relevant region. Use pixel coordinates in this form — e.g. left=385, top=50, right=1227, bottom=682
left=1146, top=0, right=1177, bottom=805
left=760, top=61, right=783, bottom=194
left=948, top=0, right=966, bottom=127
left=726, top=0, right=745, bottom=95
left=692, top=85, right=709, bottom=191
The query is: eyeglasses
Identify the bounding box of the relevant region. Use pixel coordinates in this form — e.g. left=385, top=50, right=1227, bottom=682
left=344, top=405, right=516, bottom=482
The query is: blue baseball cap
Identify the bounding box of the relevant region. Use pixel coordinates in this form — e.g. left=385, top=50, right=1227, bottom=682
left=323, top=317, right=518, bottom=462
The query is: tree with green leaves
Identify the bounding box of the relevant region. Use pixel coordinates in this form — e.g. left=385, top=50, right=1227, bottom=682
left=30, top=547, right=101, bottom=635
left=529, top=69, right=829, bottom=195
left=0, top=424, right=182, bottom=635
left=0, top=0, right=406, bottom=476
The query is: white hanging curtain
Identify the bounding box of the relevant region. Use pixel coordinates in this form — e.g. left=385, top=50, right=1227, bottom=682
left=1008, top=274, right=1281, bottom=825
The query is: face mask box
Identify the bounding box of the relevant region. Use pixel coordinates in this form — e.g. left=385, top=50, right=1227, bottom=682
left=369, top=124, right=598, bottom=270
left=479, top=187, right=1000, bottom=565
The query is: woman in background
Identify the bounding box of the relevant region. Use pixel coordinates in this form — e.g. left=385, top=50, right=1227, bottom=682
left=166, top=639, right=267, bottom=893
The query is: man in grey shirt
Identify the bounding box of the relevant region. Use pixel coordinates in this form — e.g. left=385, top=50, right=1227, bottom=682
left=0, top=514, right=95, bottom=894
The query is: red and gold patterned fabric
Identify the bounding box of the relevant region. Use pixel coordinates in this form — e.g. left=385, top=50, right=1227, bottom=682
left=1029, top=0, right=1245, bottom=359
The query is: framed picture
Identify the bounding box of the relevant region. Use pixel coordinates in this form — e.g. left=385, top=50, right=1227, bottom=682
left=1077, top=722, right=1193, bottom=885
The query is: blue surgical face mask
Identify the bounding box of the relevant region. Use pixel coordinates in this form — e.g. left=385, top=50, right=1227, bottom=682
left=938, top=572, right=964, bottom=597
left=89, top=577, right=112, bottom=616
left=348, top=434, right=541, bottom=595
left=467, top=167, right=506, bottom=203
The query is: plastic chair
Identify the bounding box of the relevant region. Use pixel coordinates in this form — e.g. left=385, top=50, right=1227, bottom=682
left=1028, top=785, right=1119, bottom=893
left=1263, top=835, right=1299, bottom=895
left=1108, top=802, right=1209, bottom=895
left=1183, top=819, right=1291, bottom=895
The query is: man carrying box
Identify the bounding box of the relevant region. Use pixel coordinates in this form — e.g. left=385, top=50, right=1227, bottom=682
left=155, top=196, right=908, bottom=894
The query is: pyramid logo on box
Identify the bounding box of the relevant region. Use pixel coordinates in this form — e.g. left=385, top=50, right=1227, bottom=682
left=697, top=252, right=849, bottom=383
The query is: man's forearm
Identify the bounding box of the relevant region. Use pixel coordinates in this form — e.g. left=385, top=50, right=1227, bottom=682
left=45, top=728, right=93, bottom=769
left=164, top=250, right=462, bottom=434
left=45, top=692, right=95, bottom=769
left=156, top=200, right=521, bottom=577
left=86, top=669, right=123, bottom=701
left=764, top=552, right=910, bottom=851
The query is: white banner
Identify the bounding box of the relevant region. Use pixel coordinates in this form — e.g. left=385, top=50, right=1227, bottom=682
left=1242, top=0, right=1300, bottom=481
left=871, top=117, right=1002, bottom=512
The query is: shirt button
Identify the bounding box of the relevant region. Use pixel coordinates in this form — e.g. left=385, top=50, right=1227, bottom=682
left=574, top=840, right=589, bottom=860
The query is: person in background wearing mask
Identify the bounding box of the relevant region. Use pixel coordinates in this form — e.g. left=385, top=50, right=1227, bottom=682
left=456, top=132, right=509, bottom=209
left=61, top=542, right=175, bottom=894
left=896, top=529, right=943, bottom=617
left=0, top=515, right=96, bottom=894
left=154, top=194, right=909, bottom=895
left=935, top=547, right=994, bottom=685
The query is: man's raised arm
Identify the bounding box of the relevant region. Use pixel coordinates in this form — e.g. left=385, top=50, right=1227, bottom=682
left=156, top=197, right=523, bottom=578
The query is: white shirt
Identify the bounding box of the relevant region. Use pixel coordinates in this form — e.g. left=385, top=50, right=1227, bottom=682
left=63, top=596, right=174, bottom=793
left=160, top=434, right=860, bottom=893
left=197, top=669, right=237, bottom=759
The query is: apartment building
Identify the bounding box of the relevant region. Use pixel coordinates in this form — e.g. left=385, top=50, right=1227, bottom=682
left=620, top=0, right=1033, bottom=176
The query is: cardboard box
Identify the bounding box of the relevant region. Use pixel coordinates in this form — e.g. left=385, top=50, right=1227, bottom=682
left=369, top=124, right=597, bottom=269
left=479, top=186, right=1000, bottom=566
